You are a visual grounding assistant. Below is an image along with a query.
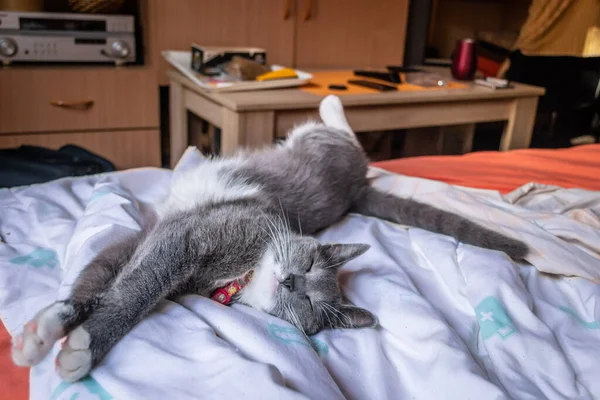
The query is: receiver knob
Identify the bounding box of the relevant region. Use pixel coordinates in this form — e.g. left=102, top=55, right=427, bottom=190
left=0, top=38, right=18, bottom=57
left=110, top=40, right=130, bottom=59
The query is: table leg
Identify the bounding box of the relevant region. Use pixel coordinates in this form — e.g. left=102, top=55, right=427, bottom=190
left=221, top=109, right=275, bottom=156
left=403, top=127, right=444, bottom=157
left=169, top=80, right=188, bottom=168
left=403, top=123, right=476, bottom=157
left=441, top=123, right=475, bottom=154
left=500, top=96, right=539, bottom=151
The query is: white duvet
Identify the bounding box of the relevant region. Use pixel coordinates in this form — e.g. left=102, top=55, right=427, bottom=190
left=1, top=148, right=599, bottom=400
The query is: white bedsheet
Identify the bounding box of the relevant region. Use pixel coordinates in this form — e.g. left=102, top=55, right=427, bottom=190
left=1, top=148, right=599, bottom=400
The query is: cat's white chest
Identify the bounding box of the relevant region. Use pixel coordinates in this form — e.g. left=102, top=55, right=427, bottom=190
left=157, top=158, right=261, bottom=217
left=239, top=249, right=281, bottom=312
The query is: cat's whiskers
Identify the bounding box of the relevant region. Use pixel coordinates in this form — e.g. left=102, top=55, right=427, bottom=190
left=325, top=258, right=347, bottom=270
left=254, top=223, right=272, bottom=247
left=323, top=249, right=336, bottom=267
left=275, top=198, right=293, bottom=260
left=256, top=224, right=277, bottom=249
left=268, top=213, right=288, bottom=261
left=285, top=303, right=310, bottom=342
left=297, top=214, right=303, bottom=237
left=317, top=303, right=333, bottom=328
left=259, top=223, right=281, bottom=261
left=260, top=212, right=286, bottom=262
left=322, top=302, right=351, bottom=327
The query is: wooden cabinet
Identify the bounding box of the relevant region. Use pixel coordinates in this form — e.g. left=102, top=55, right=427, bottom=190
left=0, top=67, right=158, bottom=134
left=0, top=129, right=161, bottom=170
left=0, top=67, right=161, bottom=169
left=0, top=1, right=161, bottom=170
left=151, top=0, right=410, bottom=81
left=294, top=0, right=410, bottom=68
left=0, top=1, right=410, bottom=171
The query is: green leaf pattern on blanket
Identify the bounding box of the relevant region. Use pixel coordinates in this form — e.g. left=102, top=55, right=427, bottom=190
left=89, top=189, right=112, bottom=202
left=51, top=376, right=112, bottom=400
left=475, top=296, right=516, bottom=340
left=10, top=248, right=58, bottom=269
left=559, top=306, right=600, bottom=329
left=35, top=203, right=64, bottom=220
left=267, top=323, right=329, bottom=356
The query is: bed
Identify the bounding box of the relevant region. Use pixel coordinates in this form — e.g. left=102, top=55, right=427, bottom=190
left=1, top=144, right=600, bottom=400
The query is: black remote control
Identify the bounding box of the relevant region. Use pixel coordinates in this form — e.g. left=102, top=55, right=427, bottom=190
left=386, top=66, right=424, bottom=74
left=347, top=79, right=397, bottom=92
left=353, top=70, right=402, bottom=83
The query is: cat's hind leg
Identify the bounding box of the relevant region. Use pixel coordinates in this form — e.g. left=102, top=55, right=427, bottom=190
left=55, top=221, right=200, bottom=381
left=11, top=233, right=140, bottom=367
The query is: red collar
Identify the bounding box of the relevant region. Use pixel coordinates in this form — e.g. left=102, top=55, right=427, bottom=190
left=210, top=270, right=255, bottom=305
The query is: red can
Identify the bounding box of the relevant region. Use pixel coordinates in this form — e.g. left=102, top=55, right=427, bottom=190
left=451, top=39, right=478, bottom=81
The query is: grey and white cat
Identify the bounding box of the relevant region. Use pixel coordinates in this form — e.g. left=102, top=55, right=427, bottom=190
left=11, top=95, right=528, bottom=382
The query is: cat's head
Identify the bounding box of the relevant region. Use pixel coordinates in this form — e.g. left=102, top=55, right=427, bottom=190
left=242, top=235, right=377, bottom=335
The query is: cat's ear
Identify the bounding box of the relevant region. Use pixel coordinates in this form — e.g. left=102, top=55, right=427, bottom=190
left=320, top=243, right=370, bottom=269
left=326, top=304, right=378, bottom=329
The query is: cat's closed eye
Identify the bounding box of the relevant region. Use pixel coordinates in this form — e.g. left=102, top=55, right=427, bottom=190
left=305, top=295, right=314, bottom=310
left=306, top=256, right=315, bottom=272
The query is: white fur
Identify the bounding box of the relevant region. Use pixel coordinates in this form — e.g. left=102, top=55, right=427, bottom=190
left=12, top=302, right=71, bottom=366
left=239, top=249, right=281, bottom=312
left=56, top=326, right=92, bottom=382
left=286, top=96, right=358, bottom=148
left=160, top=96, right=354, bottom=218
left=318, top=95, right=358, bottom=143
left=284, top=120, right=322, bottom=148
left=158, top=157, right=262, bottom=218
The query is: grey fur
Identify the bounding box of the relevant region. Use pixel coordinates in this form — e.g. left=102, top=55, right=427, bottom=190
left=233, top=123, right=527, bottom=260
left=21, top=96, right=529, bottom=380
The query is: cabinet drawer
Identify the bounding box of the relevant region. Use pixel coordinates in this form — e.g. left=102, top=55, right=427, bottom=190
left=0, top=67, right=159, bottom=134
left=0, top=129, right=161, bottom=170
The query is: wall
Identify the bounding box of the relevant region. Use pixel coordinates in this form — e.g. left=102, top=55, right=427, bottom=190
left=429, top=0, right=530, bottom=58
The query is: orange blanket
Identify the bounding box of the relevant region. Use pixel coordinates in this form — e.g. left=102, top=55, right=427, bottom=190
left=0, top=329, right=27, bottom=399
left=372, top=144, right=600, bottom=194
left=3, top=144, right=600, bottom=400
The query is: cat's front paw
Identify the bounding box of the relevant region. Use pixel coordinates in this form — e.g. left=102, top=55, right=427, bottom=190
left=11, top=302, right=70, bottom=366
left=56, top=326, right=93, bottom=382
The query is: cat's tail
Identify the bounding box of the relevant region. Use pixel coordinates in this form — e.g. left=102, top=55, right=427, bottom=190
left=319, top=95, right=358, bottom=142
left=352, top=186, right=529, bottom=260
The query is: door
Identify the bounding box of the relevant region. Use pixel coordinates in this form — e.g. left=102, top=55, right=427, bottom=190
left=152, top=0, right=296, bottom=84
left=294, top=0, right=410, bottom=69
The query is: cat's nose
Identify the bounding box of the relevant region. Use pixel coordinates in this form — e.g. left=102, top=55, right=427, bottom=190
left=282, top=274, right=305, bottom=292
left=282, top=275, right=295, bottom=291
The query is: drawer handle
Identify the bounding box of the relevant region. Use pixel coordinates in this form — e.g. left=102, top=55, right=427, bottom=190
left=303, top=0, right=312, bottom=21
left=50, top=99, right=94, bottom=110
left=283, top=0, right=291, bottom=19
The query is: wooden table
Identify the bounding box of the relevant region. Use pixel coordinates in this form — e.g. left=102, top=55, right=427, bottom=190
left=167, top=69, right=545, bottom=167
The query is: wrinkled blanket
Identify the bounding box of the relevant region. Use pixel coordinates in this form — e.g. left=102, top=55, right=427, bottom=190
left=1, top=148, right=599, bottom=400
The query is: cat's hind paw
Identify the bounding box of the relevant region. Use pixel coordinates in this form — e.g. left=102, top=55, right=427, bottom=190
left=318, top=95, right=356, bottom=140
left=56, top=326, right=92, bottom=382
left=11, top=321, right=54, bottom=366
left=11, top=302, right=71, bottom=367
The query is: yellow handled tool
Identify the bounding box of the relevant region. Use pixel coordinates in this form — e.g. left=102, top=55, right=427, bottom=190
left=256, top=68, right=298, bottom=81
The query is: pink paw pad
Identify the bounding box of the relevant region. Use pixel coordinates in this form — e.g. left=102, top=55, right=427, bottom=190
left=14, top=335, right=24, bottom=350
left=24, top=321, right=38, bottom=333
